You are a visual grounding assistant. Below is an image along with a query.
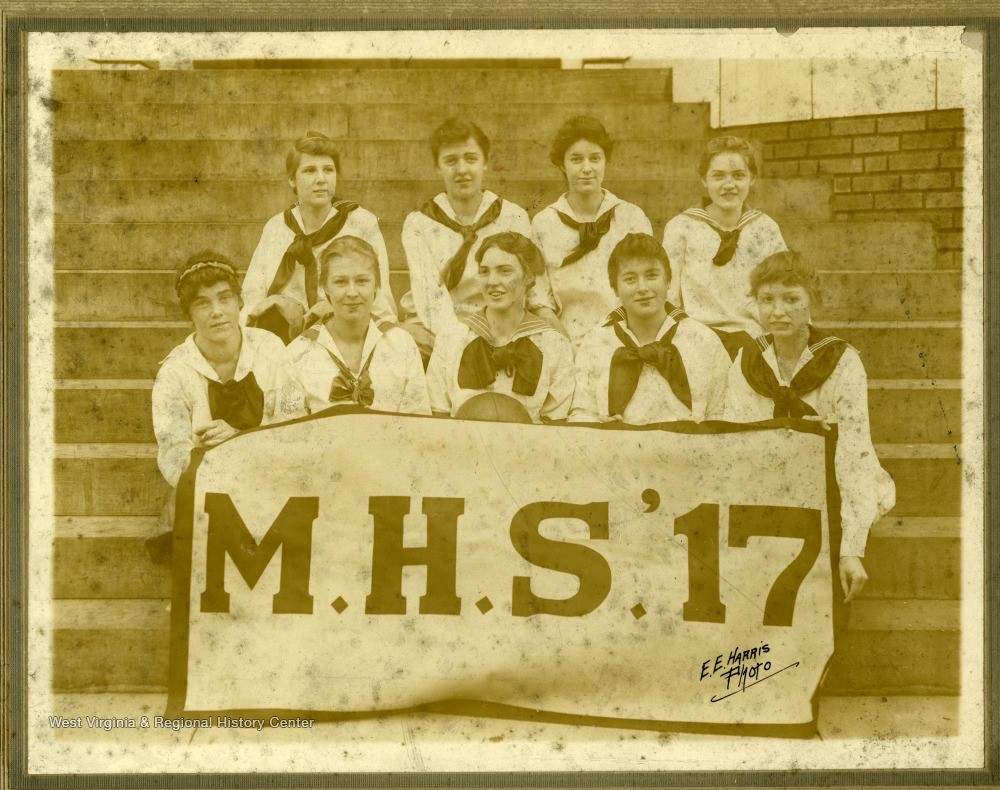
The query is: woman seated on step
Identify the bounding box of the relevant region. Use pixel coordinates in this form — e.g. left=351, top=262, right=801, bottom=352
left=426, top=232, right=574, bottom=424
left=240, top=131, right=397, bottom=344
left=531, top=115, right=653, bottom=345
left=285, top=236, right=430, bottom=416
left=724, top=250, right=896, bottom=603
left=152, top=251, right=301, bottom=489
left=662, top=135, right=787, bottom=361
left=570, top=233, right=730, bottom=425
left=400, top=118, right=560, bottom=363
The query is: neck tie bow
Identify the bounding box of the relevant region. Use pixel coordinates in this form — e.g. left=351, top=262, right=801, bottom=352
left=457, top=335, right=543, bottom=397
left=555, top=206, right=616, bottom=267
left=207, top=372, right=265, bottom=430
left=608, top=321, right=692, bottom=417
left=329, top=368, right=375, bottom=408
left=420, top=198, right=505, bottom=292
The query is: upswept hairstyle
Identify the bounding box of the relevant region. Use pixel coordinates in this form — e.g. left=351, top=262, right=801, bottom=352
left=429, top=118, right=491, bottom=162
left=475, top=231, right=545, bottom=289
left=175, top=251, right=242, bottom=318
left=697, top=135, right=758, bottom=178
left=548, top=115, right=614, bottom=169
left=749, top=250, right=822, bottom=306
left=319, top=235, right=381, bottom=289
left=285, top=131, right=342, bottom=183
left=607, top=233, right=671, bottom=290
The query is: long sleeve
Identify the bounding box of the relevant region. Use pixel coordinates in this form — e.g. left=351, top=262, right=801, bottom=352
left=425, top=332, right=454, bottom=415
left=401, top=213, right=459, bottom=336
left=240, top=220, right=280, bottom=325
left=396, top=336, right=433, bottom=416
left=539, top=335, right=576, bottom=422
left=831, top=351, right=896, bottom=557
left=702, top=336, right=732, bottom=420
left=151, top=364, right=195, bottom=488
left=568, top=332, right=605, bottom=423
left=353, top=210, right=398, bottom=323
left=662, top=217, right=686, bottom=309
left=517, top=213, right=558, bottom=315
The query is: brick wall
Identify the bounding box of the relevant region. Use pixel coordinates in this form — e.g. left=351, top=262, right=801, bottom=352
left=725, top=109, right=964, bottom=268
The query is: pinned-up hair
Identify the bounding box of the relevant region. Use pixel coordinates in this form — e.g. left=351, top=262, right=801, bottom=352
left=749, top=250, right=822, bottom=306
left=286, top=130, right=342, bottom=181
left=319, top=235, right=381, bottom=289
left=475, top=231, right=545, bottom=288
left=549, top=115, right=614, bottom=168
left=697, top=135, right=758, bottom=178
left=607, top=233, right=671, bottom=290
left=175, top=251, right=241, bottom=317
left=429, top=118, right=491, bottom=163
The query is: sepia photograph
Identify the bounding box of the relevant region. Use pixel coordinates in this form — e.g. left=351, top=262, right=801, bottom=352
left=7, top=20, right=987, bottom=781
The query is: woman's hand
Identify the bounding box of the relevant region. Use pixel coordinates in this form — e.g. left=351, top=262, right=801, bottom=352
left=839, top=556, right=868, bottom=603
left=193, top=420, right=240, bottom=447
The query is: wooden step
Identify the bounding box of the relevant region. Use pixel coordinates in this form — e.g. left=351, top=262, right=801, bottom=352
left=54, top=321, right=956, bottom=380
left=53, top=138, right=707, bottom=182
left=781, top=221, right=940, bottom=270
left=53, top=269, right=961, bottom=323
left=860, top=517, right=960, bottom=600
left=52, top=101, right=711, bottom=143
left=50, top=598, right=958, bottom=694
left=868, top=379, right=962, bottom=444
left=822, top=600, right=959, bottom=695
left=54, top=177, right=833, bottom=226
left=51, top=67, right=673, bottom=105
left=816, top=695, right=958, bottom=738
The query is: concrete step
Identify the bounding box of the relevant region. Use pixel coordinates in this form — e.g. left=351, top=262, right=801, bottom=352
left=51, top=67, right=674, bottom=105
left=781, top=221, right=940, bottom=270
left=52, top=442, right=959, bottom=518
left=54, top=177, right=833, bottom=226
left=49, top=597, right=959, bottom=694
left=53, top=377, right=961, bottom=445
left=54, top=321, right=958, bottom=380
left=822, top=599, right=959, bottom=695
left=54, top=219, right=941, bottom=274
left=50, top=515, right=958, bottom=602
left=54, top=138, right=709, bottom=183
left=53, top=268, right=961, bottom=323
left=52, top=101, right=711, bottom=142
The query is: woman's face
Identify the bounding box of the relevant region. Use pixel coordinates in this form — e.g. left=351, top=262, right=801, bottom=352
left=756, top=282, right=812, bottom=339
left=614, top=257, right=669, bottom=325
left=562, top=138, right=606, bottom=197
left=322, top=252, right=378, bottom=322
left=189, top=280, right=242, bottom=344
left=701, top=151, right=754, bottom=212
left=477, top=247, right=528, bottom=314
left=436, top=137, right=486, bottom=203
left=290, top=153, right=337, bottom=212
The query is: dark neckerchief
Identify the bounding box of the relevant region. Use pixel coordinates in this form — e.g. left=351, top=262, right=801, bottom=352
left=300, top=323, right=385, bottom=408
left=456, top=311, right=557, bottom=396
left=681, top=202, right=763, bottom=266
left=266, top=200, right=359, bottom=305
left=420, top=196, right=504, bottom=292
left=208, top=371, right=264, bottom=430
left=741, top=328, right=849, bottom=418
left=607, top=316, right=692, bottom=417
left=555, top=204, right=617, bottom=266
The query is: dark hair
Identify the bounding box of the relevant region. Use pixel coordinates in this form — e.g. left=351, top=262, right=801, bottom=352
left=286, top=131, right=342, bottom=184
left=175, top=251, right=242, bottom=318
left=475, top=232, right=545, bottom=289
left=429, top=118, right=491, bottom=163
left=607, top=233, right=671, bottom=290
left=549, top=115, right=614, bottom=169
left=749, top=250, right=822, bottom=306
left=319, top=236, right=381, bottom=289
left=697, top=135, right=758, bottom=178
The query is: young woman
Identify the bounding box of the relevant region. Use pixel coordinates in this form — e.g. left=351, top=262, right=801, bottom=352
left=724, top=250, right=896, bottom=602
left=240, top=131, right=397, bottom=343
left=426, top=232, right=574, bottom=424
left=532, top=116, right=653, bottom=344
left=400, top=118, right=559, bottom=361
left=286, top=236, right=430, bottom=416
left=570, top=233, right=730, bottom=425
left=662, top=136, right=787, bottom=360
left=152, top=251, right=301, bottom=489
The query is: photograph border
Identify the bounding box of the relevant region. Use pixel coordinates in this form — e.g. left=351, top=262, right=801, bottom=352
left=3, top=8, right=997, bottom=787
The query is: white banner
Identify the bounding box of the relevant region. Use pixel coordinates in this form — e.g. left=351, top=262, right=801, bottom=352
left=168, top=410, right=839, bottom=736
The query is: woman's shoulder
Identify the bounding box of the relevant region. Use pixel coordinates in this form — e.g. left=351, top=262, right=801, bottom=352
left=380, top=325, right=422, bottom=355
left=347, top=203, right=379, bottom=226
